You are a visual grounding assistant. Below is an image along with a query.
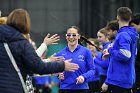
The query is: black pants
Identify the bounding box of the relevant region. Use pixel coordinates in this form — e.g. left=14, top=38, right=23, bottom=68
left=88, top=80, right=99, bottom=93
left=99, top=75, right=110, bottom=93
left=109, top=84, right=131, bottom=93
left=59, top=89, right=88, bottom=93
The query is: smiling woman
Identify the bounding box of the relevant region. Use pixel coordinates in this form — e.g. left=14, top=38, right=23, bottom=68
left=66, top=26, right=80, bottom=52
left=65, top=33, right=79, bottom=37
left=56, top=26, right=96, bottom=93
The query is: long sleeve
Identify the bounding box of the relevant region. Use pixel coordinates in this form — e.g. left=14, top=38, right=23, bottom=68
left=81, top=50, right=96, bottom=79
left=22, top=41, right=64, bottom=74
left=94, top=57, right=109, bottom=69
left=108, top=33, right=131, bottom=62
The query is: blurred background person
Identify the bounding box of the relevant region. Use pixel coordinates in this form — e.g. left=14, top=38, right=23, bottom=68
left=101, top=20, right=119, bottom=93
left=86, top=38, right=102, bottom=93
left=106, top=20, right=119, bottom=42
left=130, top=13, right=140, bottom=93
left=96, top=28, right=111, bottom=93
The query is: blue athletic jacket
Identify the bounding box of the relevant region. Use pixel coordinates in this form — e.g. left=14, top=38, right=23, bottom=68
left=56, top=45, right=95, bottom=89
left=94, top=42, right=111, bottom=76
left=87, top=51, right=102, bottom=82
left=105, top=26, right=139, bottom=88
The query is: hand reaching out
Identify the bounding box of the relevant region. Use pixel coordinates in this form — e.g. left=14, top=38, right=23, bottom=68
left=48, top=53, right=65, bottom=62
left=49, top=56, right=65, bottom=62
left=64, top=59, right=79, bottom=72
left=43, top=33, right=60, bottom=45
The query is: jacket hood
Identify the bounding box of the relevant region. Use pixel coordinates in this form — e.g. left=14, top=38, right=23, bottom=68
left=119, top=26, right=139, bottom=43
left=0, top=25, right=26, bottom=43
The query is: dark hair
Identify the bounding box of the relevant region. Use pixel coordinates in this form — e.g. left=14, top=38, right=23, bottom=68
left=88, top=38, right=99, bottom=47
left=117, top=7, right=132, bottom=22
left=130, top=13, right=140, bottom=25
left=7, top=9, right=30, bottom=34
left=67, top=26, right=80, bottom=34
left=106, top=20, right=119, bottom=31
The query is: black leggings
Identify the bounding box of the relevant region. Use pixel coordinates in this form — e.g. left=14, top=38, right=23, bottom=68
left=88, top=80, right=99, bottom=93
left=99, top=75, right=110, bottom=93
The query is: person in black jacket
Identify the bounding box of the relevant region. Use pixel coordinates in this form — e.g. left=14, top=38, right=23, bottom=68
left=0, top=9, right=79, bottom=93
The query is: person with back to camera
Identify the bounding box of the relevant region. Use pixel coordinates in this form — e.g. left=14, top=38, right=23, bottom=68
left=102, top=7, right=139, bottom=93
left=0, top=9, right=79, bottom=93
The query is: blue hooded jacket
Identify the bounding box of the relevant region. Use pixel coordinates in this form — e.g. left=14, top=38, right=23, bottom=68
left=105, top=26, right=139, bottom=88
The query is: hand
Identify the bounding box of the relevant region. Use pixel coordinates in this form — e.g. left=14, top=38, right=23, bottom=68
left=64, top=59, right=79, bottom=72
left=76, top=76, right=85, bottom=84
left=43, top=33, right=60, bottom=45
left=58, top=72, right=64, bottom=80
left=103, top=49, right=108, bottom=54
left=48, top=53, right=65, bottom=62
left=102, top=49, right=110, bottom=60
left=101, top=83, right=108, bottom=92
left=102, top=54, right=110, bottom=60
left=92, top=52, right=97, bottom=58
left=49, top=56, right=65, bottom=62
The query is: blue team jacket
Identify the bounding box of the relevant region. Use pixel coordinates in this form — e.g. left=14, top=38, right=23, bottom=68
left=56, top=45, right=95, bottom=89
left=87, top=51, right=102, bottom=82
left=106, top=26, right=139, bottom=88
left=94, top=42, right=111, bottom=76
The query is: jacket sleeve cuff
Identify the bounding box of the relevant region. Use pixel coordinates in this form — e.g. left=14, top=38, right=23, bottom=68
left=104, top=79, right=109, bottom=85
left=58, top=61, right=65, bottom=72
left=94, top=58, right=100, bottom=64
left=42, top=58, right=51, bottom=62
left=108, top=47, right=113, bottom=54
left=36, top=43, right=47, bottom=57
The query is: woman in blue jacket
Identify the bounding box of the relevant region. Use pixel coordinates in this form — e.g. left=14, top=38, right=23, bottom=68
left=86, top=38, right=102, bottom=93
left=96, top=28, right=111, bottom=93
left=57, top=26, right=95, bottom=93
left=0, top=9, right=79, bottom=93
